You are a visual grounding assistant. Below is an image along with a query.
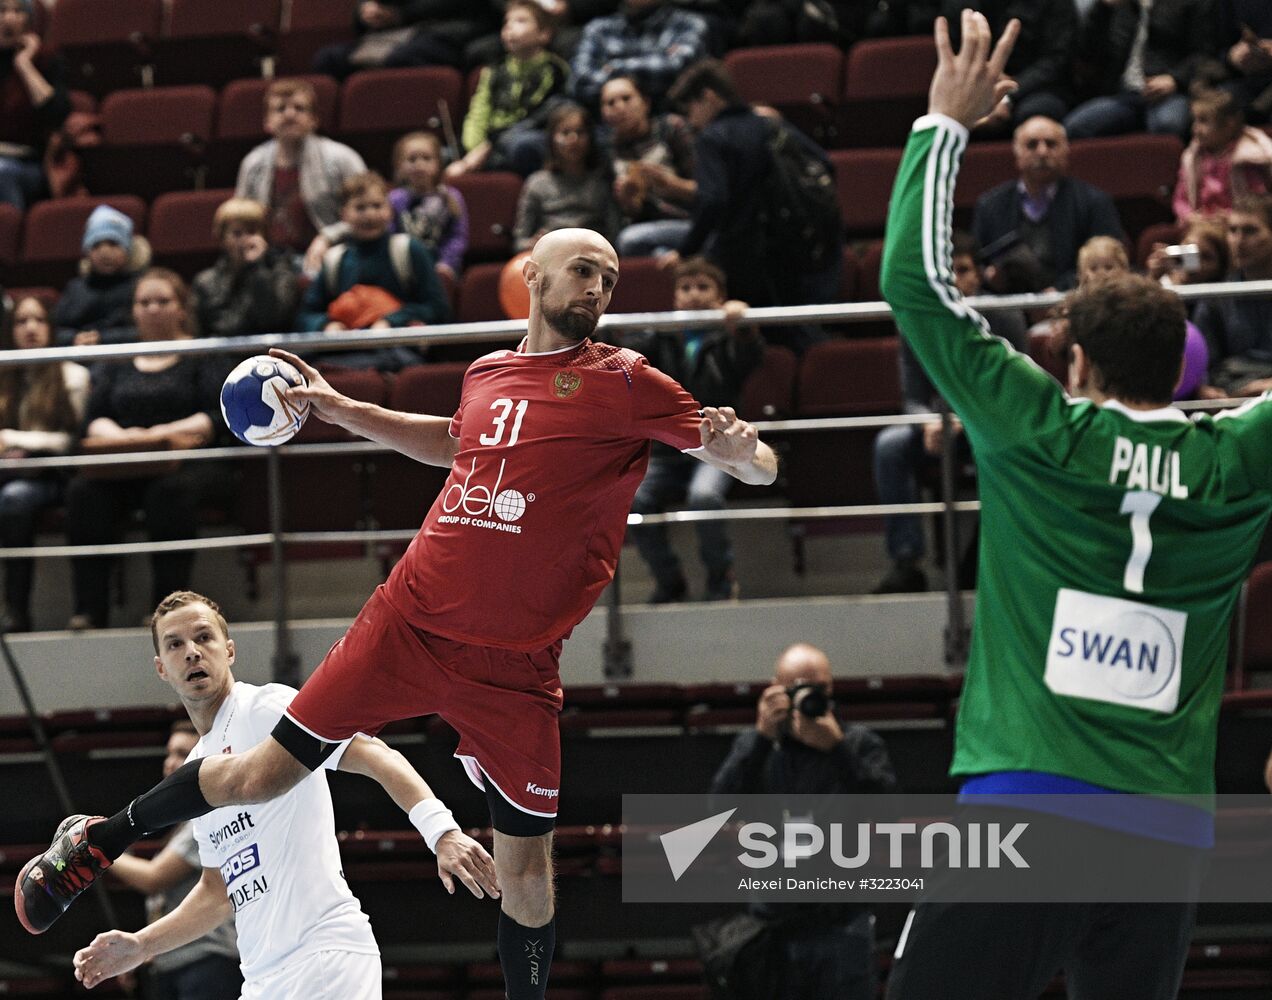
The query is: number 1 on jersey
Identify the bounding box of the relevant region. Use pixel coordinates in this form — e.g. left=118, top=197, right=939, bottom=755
left=1120, top=490, right=1162, bottom=594
left=479, top=398, right=529, bottom=447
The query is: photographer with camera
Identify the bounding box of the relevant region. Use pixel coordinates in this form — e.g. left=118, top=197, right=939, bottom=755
left=706, top=643, right=896, bottom=1000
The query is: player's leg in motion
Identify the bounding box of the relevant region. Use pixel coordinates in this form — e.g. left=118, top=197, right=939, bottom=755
left=15, top=737, right=307, bottom=933
left=493, top=829, right=556, bottom=1000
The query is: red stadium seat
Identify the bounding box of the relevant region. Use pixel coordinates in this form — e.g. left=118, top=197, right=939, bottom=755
left=80, top=86, right=216, bottom=200
left=456, top=262, right=508, bottom=324
left=209, top=74, right=339, bottom=186
left=153, top=0, right=280, bottom=88
left=275, top=0, right=357, bottom=75
left=724, top=44, right=842, bottom=145
left=147, top=188, right=236, bottom=281
left=954, top=140, right=1015, bottom=214
left=370, top=363, right=469, bottom=534
left=47, top=0, right=162, bottom=96
left=829, top=148, right=903, bottom=238
left=0, top=204, right=19, bottom=269
left=1238, top=562, right=1272, bottom=680
left=738, top=344, right=798, bottom=420
left=448, top=171, right=522, bottom=263
left=336, top=67, right=464, bottom=173
left=607, top=256, right=675, bottom=314
left=1068, top=134, right=1182, bottom=243
left=4, top=287, right=59, bottom=312
left=839, top=35, right=936, bottom=148
left=797, top=336, right=900, bottom=417
left=17, top=195, right=147, bottom=287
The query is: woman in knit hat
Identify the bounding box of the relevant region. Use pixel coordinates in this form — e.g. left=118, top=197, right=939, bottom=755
left=52, top=204, right=153, bottom=347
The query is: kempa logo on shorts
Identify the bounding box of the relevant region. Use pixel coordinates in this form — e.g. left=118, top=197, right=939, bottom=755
left=527, top=782, right=559, bottom=799
left=658, top=809, right=1030, bottom=881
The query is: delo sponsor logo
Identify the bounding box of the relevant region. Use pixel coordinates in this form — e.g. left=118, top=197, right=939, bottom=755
left=220, top=844, right=260, bottom=887
left=526, top=782, right=559, bottom=800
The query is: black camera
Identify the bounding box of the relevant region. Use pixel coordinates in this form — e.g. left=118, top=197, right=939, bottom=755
left=787, top=682, right=832, bottom=719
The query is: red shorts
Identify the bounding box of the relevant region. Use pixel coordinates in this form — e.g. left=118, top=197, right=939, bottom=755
left=286, top=585, right=564, bottom=819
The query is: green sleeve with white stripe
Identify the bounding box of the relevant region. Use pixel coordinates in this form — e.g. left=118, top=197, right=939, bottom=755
left=879, top=116, right=1072, bottom=457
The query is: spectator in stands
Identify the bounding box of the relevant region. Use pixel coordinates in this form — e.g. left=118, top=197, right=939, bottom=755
left=1071, top=235, right=1210, bottom=399
left=107, top=721, right=242, bottom=1000
left=1172, top=86, right=1272, bottom=224
left=192, top=198, right=301, bottom=340
left=234, top=79, right=367, bottom=278
left=1193, top=193, right=1272, bottom=398
left=664, top=59, right=842, bottom=349
left=313, top=0, right=494, bottom=77
left=871, top=232, right=1028, bottom=594
left=1218, top=0, right=1272, bottom=124
left=600, top=74, right=696, bottom=257
left=570, top=0, right=709, bottom=110
left=299, top=171, right=450, bottom=370
left=617, top=257, right=759, bottom=602
left=710, top=642, right=895, bottom=1000
left=1146, top=215, right=1230, bottom=294
left=0, top=295, right=89, bottom=632
left=53, top=206, right=152, bottom=347
left=513, top=101, right=620, bottom=251
left=391, top=132, right=469, bottom=281
left=446, top=0, right=569, bottom=180
left=65, top=269, right=232, bottom=631
left=0, top=0, right=69, bottom=210
left=972, top=115, right=1126, bottom=293
left=940, top=0, right=1076, bottom=134
left=1065, top=0, right=1215, bottom=140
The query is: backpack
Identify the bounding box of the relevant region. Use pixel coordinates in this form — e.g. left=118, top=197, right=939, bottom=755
left=322, top=232, right=415, bottom=298
left=759, top=120, right=841, bottom=272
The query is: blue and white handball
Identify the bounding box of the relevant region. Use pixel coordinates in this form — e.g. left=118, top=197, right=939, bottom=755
left=220, top=355, right=310, bottom=446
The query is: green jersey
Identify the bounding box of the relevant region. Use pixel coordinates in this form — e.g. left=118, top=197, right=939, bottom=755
left=881, top=116, right=1272, bottom=797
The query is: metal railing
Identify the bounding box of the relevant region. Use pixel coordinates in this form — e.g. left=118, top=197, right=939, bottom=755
left=1, top=278, right=1268, bottom=677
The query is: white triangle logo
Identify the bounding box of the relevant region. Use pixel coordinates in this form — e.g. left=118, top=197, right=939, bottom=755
left=659, top=808, right=737, bottom=881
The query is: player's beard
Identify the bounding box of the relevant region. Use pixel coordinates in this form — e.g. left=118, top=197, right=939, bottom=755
left=540, top=278, right=599, bottom=340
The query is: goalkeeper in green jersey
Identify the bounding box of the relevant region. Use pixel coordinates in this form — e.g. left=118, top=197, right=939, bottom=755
left=881, top=11, right=1272, bottom=1000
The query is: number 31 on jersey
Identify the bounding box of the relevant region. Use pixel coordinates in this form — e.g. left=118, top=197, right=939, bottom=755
left=480, top=398, right=528, bottom=447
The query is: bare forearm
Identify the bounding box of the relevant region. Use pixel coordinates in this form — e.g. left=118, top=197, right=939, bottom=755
left=323, top=398, right=457, bottom=467
left=16, top=59, right=53, bottom=106
left=706, top=440, right=778, bottom=486
left=135, top=875, right=230, bottom=958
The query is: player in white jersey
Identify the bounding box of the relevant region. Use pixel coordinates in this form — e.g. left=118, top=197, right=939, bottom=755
left=71, top=591, right=499, bottom=998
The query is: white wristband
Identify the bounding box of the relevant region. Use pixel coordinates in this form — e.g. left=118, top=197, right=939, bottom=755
left=409, top=798, right=461, bottom=854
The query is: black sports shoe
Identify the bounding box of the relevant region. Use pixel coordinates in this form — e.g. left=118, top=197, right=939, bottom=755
left=14, top=814, right=111, bottom=934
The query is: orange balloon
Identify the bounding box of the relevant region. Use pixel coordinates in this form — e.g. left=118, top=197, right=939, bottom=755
left=499, top=251, right=533, bottom=319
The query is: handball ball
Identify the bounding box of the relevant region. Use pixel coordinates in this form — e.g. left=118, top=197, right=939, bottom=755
left=221, top=355, right=309, bottom=446
left=499, top=250, right=533, bottom=319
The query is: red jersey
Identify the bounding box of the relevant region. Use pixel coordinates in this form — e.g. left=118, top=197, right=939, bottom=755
left=382, top=339, right=705, bottom=650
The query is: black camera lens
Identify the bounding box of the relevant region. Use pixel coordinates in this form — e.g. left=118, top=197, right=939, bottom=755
left=788, top=683, right=830, bottom=718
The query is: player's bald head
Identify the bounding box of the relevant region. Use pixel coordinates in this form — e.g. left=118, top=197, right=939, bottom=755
left=530, top=228, right=618, bottom=274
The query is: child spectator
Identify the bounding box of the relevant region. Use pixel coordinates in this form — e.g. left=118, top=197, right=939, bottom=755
left=617, top=256, right=760, bottom=602
left=53, top=205, right=151, bottom=347
left=600, top=73, right=696, bottom=257
left=192, top=198, right=300, bottom=339
left=0, top=0, right=70, bottom=209
left=389, top=132, right=469, bottom=281
left=446, top=0, right=569, bottom=180
left=0, top=296, right=89, bottom=631
left=1076, top=235, right=1129, bottom=286
left=298, top=171, right=450, bottom=370
left=513, top=101, right=619, bottom=251
left=234, top=79, right=367, bottom=276
left=1173, top=87, right=1272, bottom=224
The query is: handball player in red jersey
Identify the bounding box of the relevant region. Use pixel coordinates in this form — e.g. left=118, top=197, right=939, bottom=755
left=18, top=228, right=778, bottom=1000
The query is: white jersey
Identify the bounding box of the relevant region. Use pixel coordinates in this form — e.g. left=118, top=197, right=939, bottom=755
left=190, top=682, right=379, bottom=983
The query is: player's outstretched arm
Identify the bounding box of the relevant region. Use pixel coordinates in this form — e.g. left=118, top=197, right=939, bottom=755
left=693, top=406, right=778, bottom=485
left=267, top=348, right=460, bottom=468
left=74, top=867, right=230, bottom=990
left=338, top=735, right=501, bottom=899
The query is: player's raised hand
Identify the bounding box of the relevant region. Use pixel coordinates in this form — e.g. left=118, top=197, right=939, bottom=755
left=435, top=830, right=502, bottom=900
left=267, top=347, right=348, bottom=422
left=699, top=406, right=759, bottom=468
left=929, top=10, right=1020, bottom=129
left=74, top=930, right=146, bottom=990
